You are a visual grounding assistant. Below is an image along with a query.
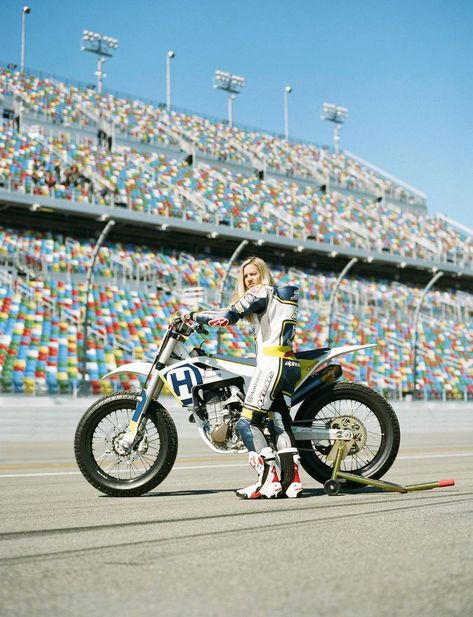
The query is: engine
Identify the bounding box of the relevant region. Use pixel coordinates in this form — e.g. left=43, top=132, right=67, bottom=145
left=193, top=379, right=245, bottom=450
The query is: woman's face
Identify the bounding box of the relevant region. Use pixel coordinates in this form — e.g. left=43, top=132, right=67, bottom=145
left=243, top=263, right=262, bottom=291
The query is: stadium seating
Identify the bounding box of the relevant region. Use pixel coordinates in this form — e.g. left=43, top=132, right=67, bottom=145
left=0, top=224, right=471, bottom=399
left=1, top=65, right=472, bottom=398
left=1, top=118, right=472, bottom=267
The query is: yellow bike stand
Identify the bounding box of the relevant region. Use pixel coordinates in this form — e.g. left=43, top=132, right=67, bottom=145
left=323, top=439, right=456, bottom=496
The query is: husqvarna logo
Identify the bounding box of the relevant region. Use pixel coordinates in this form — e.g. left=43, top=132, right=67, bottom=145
left=165, top=363, right=203, bottom=406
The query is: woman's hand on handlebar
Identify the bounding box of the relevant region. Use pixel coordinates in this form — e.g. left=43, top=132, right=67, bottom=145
left=181, top=312, right=195, bottom=323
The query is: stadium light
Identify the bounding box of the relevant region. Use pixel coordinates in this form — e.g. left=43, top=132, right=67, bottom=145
left=81, top=30, right=119, bottom=94
left=321, top=102, right=348, bottom=155
left=20, top=6, right=31, bottom=74
left=166, top=51, right=175, bottom=112
left=284, top=86, right=292, bottom=141
left=213, top=70, right=246, bottom=128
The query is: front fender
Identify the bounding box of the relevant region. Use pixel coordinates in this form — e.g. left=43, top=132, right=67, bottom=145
left=101, top=362, right=153, bottom=380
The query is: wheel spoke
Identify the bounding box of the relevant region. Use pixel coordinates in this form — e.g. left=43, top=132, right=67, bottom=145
left=89, top=405, right=162, bottom=481
left=308, top=396, right=387, bottom=472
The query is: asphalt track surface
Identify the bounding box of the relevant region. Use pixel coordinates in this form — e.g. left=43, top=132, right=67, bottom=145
left=0, top=396, right=472, bottom=617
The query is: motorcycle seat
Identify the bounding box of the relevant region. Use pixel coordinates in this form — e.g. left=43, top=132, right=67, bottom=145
left=294, top=348, right=330, bottom=360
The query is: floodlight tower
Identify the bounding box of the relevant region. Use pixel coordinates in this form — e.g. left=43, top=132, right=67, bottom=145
left=20, top=6, right=31, bottom=74
left=321, top=102, right=348, bottom=154
left=213, top=70, right=246, bottom=128
left=81, top=30, right=119, bottom=94
left=284, top=85, right=292, bottom=141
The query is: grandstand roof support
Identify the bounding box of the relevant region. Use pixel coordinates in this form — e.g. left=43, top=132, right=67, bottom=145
left=412, top=270, right=444, bottom=400
left=80, top=218, right=116, bottom=394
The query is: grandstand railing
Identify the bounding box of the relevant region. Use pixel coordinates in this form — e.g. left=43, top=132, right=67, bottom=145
left=1, top=179, right=472, bottom=275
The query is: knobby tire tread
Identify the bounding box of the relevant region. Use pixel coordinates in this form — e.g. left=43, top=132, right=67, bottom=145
left=74, top=391, right=178, bottom=497
left=295, top=382, right=400, bottom=487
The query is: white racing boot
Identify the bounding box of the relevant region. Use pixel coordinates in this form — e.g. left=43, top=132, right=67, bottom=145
left=278, top=448, right=303, bottom=498
left=236, top=447, right=282, bottom=499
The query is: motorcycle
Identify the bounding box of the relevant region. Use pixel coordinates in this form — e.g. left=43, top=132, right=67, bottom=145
left=74, top=318, right=401, bottom=497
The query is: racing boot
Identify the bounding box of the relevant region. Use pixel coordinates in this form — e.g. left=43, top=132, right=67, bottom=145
left=236, top=447, right=282, bottom=499
left=278, top=447, right=303, bottom=498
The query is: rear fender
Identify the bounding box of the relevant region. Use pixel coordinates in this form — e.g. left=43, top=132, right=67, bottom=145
left=312, top=344, right=376, bottom=370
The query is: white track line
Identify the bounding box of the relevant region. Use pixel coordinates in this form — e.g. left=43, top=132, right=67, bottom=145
left=0, top=452, right=472, bottom=479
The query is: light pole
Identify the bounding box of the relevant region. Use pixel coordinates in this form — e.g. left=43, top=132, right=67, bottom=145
left=20, top=6, right=31, bottom=74
left=412, top=270, right=443, bottom=399
left=216, top=240, right=249, bottom=354
left=96, top=57, right=106, bottom=95
left=327, top=257, right=358, bottom=347
left=81, top=30, right=119, bottom=94
left=227, top=94, right=236, bottom=127
left=284, top=85, right=292, bottom=141
left=80, top=219, right=116, bottom=394
left=213, top=70, right=246, bottom=128
left=166, top=50, right=175, bottom=112
left=321, top=102, right=348, bottom=155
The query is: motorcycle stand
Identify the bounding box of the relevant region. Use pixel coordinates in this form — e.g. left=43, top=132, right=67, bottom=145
left=323, top=439, right=455, bottom=496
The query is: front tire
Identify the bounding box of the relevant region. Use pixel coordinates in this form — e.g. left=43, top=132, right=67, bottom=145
left=74, top=391, right=178, bottom=497
left=295, top=382, right=400, bottom=487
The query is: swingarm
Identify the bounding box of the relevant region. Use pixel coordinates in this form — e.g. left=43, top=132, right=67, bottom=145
left=292, top=426, right=353, bottom=442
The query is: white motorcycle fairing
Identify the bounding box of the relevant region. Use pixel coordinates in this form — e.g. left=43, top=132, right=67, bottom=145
left=100, top=343, right=376, bottom=451
left=101, top=343, right=376, bottom=387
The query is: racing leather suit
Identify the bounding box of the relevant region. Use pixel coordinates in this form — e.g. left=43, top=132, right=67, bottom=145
left=190, top=285, right=301, bottom=453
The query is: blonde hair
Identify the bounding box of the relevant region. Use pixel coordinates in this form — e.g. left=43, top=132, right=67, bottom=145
left=231, top=257, right=275, bottom=323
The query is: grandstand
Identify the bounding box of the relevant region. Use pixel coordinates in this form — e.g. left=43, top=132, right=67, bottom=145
left=0, top=63, right=472, bottom=400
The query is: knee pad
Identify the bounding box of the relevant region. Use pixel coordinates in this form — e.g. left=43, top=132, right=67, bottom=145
left=271, top=411, right=295, bottom=450
left=276, top=432, right=293, bottom=451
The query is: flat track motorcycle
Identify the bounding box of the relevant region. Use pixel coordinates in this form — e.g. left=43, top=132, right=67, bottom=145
left=74, top=318, right=401, bottom=497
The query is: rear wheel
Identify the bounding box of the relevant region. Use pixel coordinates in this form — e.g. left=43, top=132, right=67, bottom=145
left=74, top=391, right=178, bottom=497
left=295, top=382, right=400, bottom=487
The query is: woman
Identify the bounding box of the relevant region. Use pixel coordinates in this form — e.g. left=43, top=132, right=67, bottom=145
left=182, top=256, right=303, bottom=499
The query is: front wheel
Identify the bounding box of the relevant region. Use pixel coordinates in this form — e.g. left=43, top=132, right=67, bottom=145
left=74, top=391, right=178, bottom=497
left=295, top=382, right=400, bottom=487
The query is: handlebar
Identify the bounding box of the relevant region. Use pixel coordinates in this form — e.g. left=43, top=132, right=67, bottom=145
left=169, top=317, right=208, bottom=338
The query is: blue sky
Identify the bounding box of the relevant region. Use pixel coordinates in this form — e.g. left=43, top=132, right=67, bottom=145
left=1, top=0, right=472, bottom=227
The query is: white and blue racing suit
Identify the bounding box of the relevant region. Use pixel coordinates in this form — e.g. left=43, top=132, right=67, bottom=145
left=189, top=285, right=301, bottom=452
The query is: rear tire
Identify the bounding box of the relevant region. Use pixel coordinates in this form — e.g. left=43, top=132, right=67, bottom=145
left=295, top=382, right=400, bottom=487
left=74, top=391, right=178, bottom=497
